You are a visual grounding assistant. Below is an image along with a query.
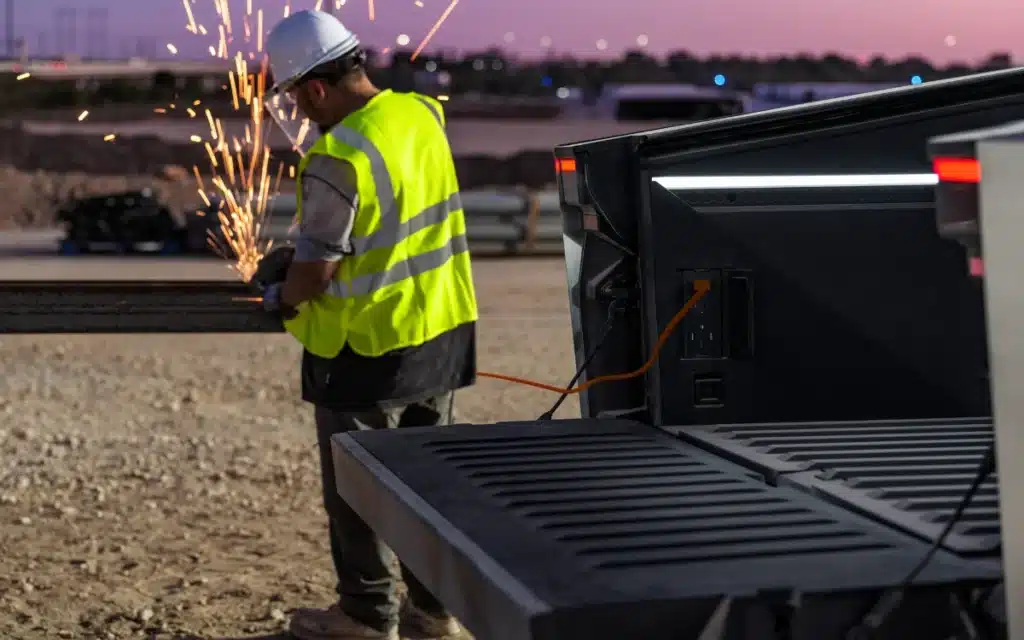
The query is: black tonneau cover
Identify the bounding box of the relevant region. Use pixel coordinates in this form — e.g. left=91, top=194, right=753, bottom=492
left=674, top=418, right=1000, bottom=554
left=333, top=70, right=1023, bottom=640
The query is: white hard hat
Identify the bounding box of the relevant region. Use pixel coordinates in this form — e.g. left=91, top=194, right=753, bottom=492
left=265, top=10, right=361, bottom=92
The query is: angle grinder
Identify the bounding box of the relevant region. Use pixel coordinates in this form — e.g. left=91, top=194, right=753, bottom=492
left=249, top=245, right=295, bottom=292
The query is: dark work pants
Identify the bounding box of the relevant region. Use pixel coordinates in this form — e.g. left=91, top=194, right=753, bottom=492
left=314, top=393, right=454, bottom=632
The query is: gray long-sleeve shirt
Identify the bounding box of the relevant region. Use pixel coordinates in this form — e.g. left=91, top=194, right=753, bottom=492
left=294, top=154, right=359, bottom=263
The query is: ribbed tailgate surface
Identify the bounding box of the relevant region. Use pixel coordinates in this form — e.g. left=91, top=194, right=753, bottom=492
left=674, top=418, right=1000, bottom=554
left=332, top=419, right=994, bottom=640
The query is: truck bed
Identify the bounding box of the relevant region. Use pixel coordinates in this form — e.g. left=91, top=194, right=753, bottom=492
left=331, top=419, right=1000, bottom=640
left=672, top=418, right=1000, bottom=555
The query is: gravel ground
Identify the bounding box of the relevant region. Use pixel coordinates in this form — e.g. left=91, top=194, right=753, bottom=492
left=0, top=257, right=579, bottom=640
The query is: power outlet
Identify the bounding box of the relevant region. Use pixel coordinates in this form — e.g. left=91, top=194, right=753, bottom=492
left=680, top=269, right=722, bottom=359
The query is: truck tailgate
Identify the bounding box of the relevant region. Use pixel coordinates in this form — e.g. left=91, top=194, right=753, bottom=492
left=331, top=418, right=997, bottom=640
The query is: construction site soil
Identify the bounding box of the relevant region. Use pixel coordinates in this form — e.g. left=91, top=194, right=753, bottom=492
left=0, top=257, right=579, bottom=639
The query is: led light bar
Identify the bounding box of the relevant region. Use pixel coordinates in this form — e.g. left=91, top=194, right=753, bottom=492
left=653, top=173, right=940, bottom=191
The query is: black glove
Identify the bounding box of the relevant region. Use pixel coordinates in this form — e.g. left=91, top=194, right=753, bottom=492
left=262, top=283, right=298, bottom=320
left=250, top=246, right=298, bottom=320
left=250, top=245, right=295, bottom=291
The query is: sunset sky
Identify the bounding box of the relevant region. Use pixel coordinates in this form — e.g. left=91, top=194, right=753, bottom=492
left=11, top=0, right=1022, bottom=63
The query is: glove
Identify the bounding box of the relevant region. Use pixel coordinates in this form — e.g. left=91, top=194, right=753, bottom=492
left=250, top=245, right=295, bottom=291
left=262, top=282, right=298, bottom=320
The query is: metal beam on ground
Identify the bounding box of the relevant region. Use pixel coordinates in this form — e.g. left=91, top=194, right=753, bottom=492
left=0, top=280, right=282, bottom=333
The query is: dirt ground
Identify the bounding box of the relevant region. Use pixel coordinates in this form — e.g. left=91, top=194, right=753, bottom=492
left=0, top=257, right=579, bottom=640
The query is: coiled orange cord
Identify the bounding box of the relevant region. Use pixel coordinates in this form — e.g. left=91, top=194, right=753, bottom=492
left=479, top=279, right=711, bottom=394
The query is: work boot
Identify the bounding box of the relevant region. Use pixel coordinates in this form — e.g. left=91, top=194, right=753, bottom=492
left=288, top=602, right=399, bottom=640
left=399, top=600, right=473, bottom=640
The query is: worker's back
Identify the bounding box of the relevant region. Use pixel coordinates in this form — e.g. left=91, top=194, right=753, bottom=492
left=343, top=89, right=460, bottom=225
left=301, top=88, right=474, bottom=360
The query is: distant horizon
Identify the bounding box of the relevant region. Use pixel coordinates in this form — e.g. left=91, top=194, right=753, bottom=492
left=7, top=0, right=1021, bottom=65
left=17, top=48, right=1016, bottom=68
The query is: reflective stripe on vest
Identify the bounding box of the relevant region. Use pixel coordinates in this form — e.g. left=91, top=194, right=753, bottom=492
left=350, top=192, right=461, bottom=254
left=319, top=124, right=460, bottom=255
left=415, top=96, right=444, bottom=127
left=326, top=125, right=396, bottom=239
left=329, top=231, right=469, bottom=297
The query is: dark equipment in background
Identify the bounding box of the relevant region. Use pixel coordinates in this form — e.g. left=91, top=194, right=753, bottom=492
left=179, top=194, right=232, bottom=254
left=56, top=190, right=242, bottom=256
left=57, top=189, right=188, bottom=255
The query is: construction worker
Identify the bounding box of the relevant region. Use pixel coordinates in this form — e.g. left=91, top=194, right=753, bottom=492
left=258, top=10, right=478, bottom=640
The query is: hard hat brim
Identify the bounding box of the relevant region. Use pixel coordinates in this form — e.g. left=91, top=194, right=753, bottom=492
left=269, top=39, right=361, bottom=95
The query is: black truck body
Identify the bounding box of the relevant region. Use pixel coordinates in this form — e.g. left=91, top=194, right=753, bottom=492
left=328, top=68, right=1024, bottom=639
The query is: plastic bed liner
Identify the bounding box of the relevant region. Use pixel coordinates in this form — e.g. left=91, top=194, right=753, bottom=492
left=332, top=418, right=998, bottom=640
left=672, top=418, right=1000, bottom=555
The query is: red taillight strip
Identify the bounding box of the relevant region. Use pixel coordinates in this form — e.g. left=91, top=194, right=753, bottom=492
left=933, top=157, right=981, bottom=184
left=555, top=157, right=576, bottom=174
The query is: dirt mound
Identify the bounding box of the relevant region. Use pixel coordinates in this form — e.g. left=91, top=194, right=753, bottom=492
left=0, top=122, right=557, bottom=195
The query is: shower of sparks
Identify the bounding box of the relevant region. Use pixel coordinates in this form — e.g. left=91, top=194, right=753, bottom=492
left=175, top=0, right=465, bottom=279
left=15, top=72, right=29, bottom=80
left=177, top=3, right=294, bottom=281
left=411, top=0, right=459, bottom=60
left=183, top=0, right=198, bottom=33
left=77, top=110, right=89, bottom=121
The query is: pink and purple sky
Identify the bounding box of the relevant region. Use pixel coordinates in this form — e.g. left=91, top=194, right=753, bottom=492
left=13, top=0, right=1023, bottom=63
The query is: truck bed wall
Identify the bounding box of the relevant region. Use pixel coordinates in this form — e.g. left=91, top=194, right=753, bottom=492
left=637, top=85, right=1024, bottom=425
left=558, top=69, right=1024, bottom=426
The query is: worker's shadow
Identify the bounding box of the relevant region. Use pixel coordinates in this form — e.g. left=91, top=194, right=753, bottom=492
left=186, top=622, right=439, bottom=639
left=176, top=630, right=292, bottom=634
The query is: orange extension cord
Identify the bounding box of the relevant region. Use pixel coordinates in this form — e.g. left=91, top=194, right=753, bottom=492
left=478, top=279, right=711, bottom=395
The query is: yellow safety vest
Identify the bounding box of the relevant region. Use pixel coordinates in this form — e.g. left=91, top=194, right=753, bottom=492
left=284, top=89, right=479, bottom=358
